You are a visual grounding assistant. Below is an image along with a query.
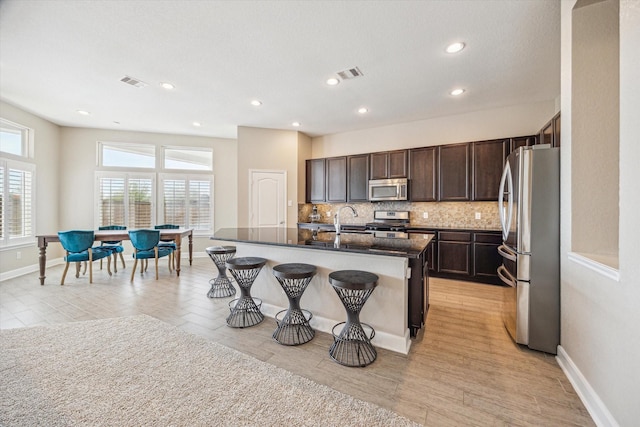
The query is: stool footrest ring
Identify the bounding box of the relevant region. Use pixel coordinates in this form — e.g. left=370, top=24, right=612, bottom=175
left=226, top=297, right=264, bottom=328
left=207, top=276, right=236, bottom=298
left=329, top=321, right=377, bottom=367
left=272, top=308, right=315, bottom=346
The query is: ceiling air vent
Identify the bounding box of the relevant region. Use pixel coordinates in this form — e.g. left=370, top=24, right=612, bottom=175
left=120, top=75, right=148, bottom=88
left=336, top=66, right=364, bottom=80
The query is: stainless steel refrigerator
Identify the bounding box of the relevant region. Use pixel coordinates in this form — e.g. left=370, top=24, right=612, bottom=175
left=497, top=146, right=560, bottom=354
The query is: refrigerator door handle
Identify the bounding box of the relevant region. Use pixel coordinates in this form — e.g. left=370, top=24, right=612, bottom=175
left=498, top=162, right=513, bottom=242
left=498, top=265, right=516, bottom=287
left=497, top=244, right=517, bottom=261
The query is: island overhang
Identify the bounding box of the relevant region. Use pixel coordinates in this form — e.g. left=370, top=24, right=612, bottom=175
left=211, top=227, right=434, bottom=354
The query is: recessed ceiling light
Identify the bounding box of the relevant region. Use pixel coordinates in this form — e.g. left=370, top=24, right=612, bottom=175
left=192, top=121, right=201, bottom=127
left=358, top=107, right=369, bottom=114
left=160, top=82, right=175, bottom=90
left=450, top=88, right=465, bottom=96
left=445, top=42, right=465, bottom=54
left=326, top=77, right=340, bottom=86
left=77, top=110, right=90, bottom=115
left=251, top=100, right=262, bottom=106
left=292, top=122, right=301, bottom=127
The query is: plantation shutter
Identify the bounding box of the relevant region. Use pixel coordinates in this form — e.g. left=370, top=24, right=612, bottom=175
left=163, top=179, right=187, bottom=226
left=189, top=180, right=211, bottom=231
left=7, top=167, right=33, bottom=239
left=0, top=164, right=4, bottom=240
left=128, top=178, right=153, bottom=228
left=98, top=177, right=125, bottom=226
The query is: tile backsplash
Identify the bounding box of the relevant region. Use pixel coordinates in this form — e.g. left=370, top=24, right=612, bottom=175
left=298, top=201, right=501, bottom=230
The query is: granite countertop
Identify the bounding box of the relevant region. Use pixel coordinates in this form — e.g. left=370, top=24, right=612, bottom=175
left=298, top=222, right=501, bottom=232
left=212, top=227, right=434, bottom=259
left=405, top=225, right=503, bottom=232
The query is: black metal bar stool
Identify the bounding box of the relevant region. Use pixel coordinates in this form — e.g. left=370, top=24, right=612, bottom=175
left=272, top=263, right=317, bottom=346
left=328, top=270, right=379, bottom=367
left=225, top=257, right=267, bottom=328
left=205, top=246, right=237, bottom=298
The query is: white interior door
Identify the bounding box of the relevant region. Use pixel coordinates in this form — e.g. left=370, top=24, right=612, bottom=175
left=250, top=170, right=286, bottom=228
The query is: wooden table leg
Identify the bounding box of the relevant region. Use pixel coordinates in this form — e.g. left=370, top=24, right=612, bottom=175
left=38, top=237, right=47, bottom=285
left=175, top=236, right=182, bottom=276
left=188, top=232, right=193, bottom=266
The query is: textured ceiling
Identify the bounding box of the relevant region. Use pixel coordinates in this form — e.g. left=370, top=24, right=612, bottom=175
left=0, top=0, right=560, bottom=139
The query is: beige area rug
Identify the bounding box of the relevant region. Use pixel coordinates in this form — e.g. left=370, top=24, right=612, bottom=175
left=0, top=315, right=419, bottom=427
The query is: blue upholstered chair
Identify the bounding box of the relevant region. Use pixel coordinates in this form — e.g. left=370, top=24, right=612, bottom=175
left=98, top=225, right=126, bottom=272
left=129, top=229, right=174, bottom=282
left=154, top=224, right=179, bottom=269
left=58, top=230, right=112, bottom=285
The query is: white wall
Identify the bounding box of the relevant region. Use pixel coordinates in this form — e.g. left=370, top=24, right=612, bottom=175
left=558, top=1, right=640, bottom=426
left=236, top=126, right=310, bottom=227
left=0, top=100, right=62, bottom=274
left=58, top=127, right=237, bottom=253
left=571, top=0, right=619, bottom=264
left=311, top=100, right=556, bottom=158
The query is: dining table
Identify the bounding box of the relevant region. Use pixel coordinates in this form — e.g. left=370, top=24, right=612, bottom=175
left=36, top=228, right=193, bottom=285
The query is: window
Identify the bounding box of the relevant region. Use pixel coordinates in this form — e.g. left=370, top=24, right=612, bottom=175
left=1, top=119, right=33, bottom=158
left=96, top=142, right=214, bottom=233
left=159, top=174, right=213, bottom=234
left=163, top=147, right=213, bottom=171
left=98, top=142, right=155, bottom=169
left=0, top=159, right=35, bottom=247
left=96, top=172, right=155, bottom=228
left=1, top=119, right=35, bottom=248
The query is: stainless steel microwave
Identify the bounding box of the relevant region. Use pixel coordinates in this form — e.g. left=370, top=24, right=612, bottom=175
left=368, top=178, right=409, bottom=201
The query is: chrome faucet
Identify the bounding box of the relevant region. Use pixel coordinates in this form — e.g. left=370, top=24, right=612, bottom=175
left=334, top=205, right=358, bottom=235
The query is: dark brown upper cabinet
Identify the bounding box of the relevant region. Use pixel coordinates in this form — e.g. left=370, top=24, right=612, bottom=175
left=553, top=113, right=561, bottom=148
left=370, top=150, right=408, bottom=179
left=409, top=147, right=438, bottom=202
left=326, top=156, right=347, bottom=203
left=510, top=135, right=537, bottom=153
left=438, top=143, right=470, bottom=201
left=541, top=121, right=553, bottom=146
left=472, top=139, right=507, bottom=201
left=539, top=112, right=561, bottom=147
left=347, top=154, right=369, bottom=202
left=305, top=158, right=325, bottom=203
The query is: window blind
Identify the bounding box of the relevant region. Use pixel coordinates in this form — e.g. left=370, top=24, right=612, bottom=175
left=98, top=177, right=125, bottom=226
left=128, top=178, right=153, bottom=228
left=163, top=179, right=186, bottom=226
left=0, top=163, right=35, bottom=245
left=97, top=174, right=153, bottom=228
left=189, top=180, right=211, bottom=231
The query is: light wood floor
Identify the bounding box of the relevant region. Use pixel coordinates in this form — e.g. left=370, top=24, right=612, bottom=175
left=0, top=258, right=594, bottom=426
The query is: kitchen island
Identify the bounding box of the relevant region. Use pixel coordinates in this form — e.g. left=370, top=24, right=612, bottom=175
left=211, top=227, right=433, bottom=354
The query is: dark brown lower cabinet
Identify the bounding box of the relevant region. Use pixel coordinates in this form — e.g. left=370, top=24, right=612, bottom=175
left=473, top=232, right=502, bottom=283
left=410, top=228, right=501, bottom=285
left=437, top=231, right=472, bottom=275
left=408, top=251, right=429, bottom=338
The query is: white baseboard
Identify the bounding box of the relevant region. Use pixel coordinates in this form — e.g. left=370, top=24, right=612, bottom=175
left=0, top=258, right=64, bottom=282
left=556, top=345, right=619, bottom=427
left=261, top=302, right=411, bottom=355
left=0, top=251, right=209, bottom=282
